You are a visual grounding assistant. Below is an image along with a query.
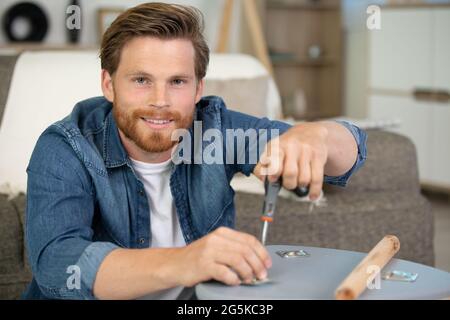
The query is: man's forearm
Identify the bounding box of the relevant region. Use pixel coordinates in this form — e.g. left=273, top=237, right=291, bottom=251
left=93, top=247, right=183, bottom=300
left=319, top=121, right=358, bottom=177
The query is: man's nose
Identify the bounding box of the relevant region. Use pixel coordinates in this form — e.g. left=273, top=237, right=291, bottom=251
left=149, top=83, right=169, bottom=108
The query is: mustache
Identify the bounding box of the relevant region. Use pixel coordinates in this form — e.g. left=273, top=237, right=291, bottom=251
left=132, top=108, right=182, bottom=121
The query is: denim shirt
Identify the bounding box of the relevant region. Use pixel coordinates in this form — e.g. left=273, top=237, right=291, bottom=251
left=22, top=96, right=367, bottom=299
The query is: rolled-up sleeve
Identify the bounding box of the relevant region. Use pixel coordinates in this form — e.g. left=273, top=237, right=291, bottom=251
left=323, top=120, right=367, bottom=187
left=26, top=130, right=119, bottom=299
left=74, top=242, right=119, bottom=299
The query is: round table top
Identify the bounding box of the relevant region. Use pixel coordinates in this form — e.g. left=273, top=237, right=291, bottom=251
left=195, top=245, right=450, bottom=300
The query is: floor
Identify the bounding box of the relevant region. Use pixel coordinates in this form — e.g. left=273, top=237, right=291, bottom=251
left=423, top=191, right=450, bottom=272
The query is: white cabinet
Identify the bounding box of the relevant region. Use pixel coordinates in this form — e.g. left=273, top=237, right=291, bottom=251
left=369, top=9, right=433, bottom=91
left=368, top=95, right=433, bottom=181
left=369, top=7, right=450, bottom=189
left=434, top=9, right=450, bottom=90
left=432, top=104, right=450, bottom=186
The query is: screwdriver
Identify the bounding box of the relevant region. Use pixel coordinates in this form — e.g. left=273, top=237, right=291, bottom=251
left=260, top=177, right=309, bottom=246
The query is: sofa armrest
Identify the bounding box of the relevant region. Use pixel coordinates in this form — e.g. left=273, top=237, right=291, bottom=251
left=0, top=54, right=19, bottom=127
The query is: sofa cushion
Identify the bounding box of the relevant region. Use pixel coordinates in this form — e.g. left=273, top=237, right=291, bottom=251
left=0, top=193, right=24, bottom=274
left=10, top=193, right=30, bottom=274
left=0, top=193, right=33, bottom=299
left=0, top=272, right=32, bottom=299
left=329, top=130, right=421, bottom=193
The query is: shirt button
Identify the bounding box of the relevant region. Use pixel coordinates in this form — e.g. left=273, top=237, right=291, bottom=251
left=139, top=238, right=145, bottom=244
left=138, top=189, right=145, bottom=196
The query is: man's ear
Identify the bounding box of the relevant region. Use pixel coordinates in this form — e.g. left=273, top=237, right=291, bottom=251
left=195, top=78, right=205, bottom=104
left=101, top=69, right=114, bottom=102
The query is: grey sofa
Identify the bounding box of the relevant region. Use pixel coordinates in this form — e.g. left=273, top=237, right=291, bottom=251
left=0, top=55, right=434, bottom=299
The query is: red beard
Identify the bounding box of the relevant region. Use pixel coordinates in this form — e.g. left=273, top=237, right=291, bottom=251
left=113, top=106, right=194, bottom=153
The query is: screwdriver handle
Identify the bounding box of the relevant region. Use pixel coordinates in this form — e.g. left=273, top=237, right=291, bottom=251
left=261, top=177, right=310, bottom=222
left=291, top=185, right=309, bottom=197
left=261, top=178, right=282, bottom=222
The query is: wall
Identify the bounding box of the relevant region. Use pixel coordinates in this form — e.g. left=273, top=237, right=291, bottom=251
left=0, top=0, right=246, bottom=52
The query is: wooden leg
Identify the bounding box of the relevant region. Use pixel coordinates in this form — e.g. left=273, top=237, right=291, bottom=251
left=243, top=0, right=274, bottom=75
left=216, top=0, right=234, bottom=53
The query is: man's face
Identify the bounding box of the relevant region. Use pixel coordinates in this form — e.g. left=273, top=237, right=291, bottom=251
left=102, top=36, right=204, bottom=153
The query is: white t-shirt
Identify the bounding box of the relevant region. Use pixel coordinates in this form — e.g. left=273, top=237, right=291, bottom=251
left=130, top=157, right=192, bottom=300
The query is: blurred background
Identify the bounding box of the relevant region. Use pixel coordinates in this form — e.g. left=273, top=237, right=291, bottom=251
left=0, top=0, right=449, bottom=298
left=1, top=0, right=448, bottom=190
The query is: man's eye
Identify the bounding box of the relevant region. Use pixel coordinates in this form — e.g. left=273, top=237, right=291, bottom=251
left=134, top=77, right=148, bottom=85
left=172, top=79, right=185, bottom=86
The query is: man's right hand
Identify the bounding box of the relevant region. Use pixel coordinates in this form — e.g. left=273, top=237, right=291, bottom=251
left=94, top=227, right=272, bottom=299
left=175, top=227, right=272, bottom=287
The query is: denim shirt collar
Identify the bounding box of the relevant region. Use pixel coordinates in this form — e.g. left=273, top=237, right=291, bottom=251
left=103, top=111, right=129, bottom=169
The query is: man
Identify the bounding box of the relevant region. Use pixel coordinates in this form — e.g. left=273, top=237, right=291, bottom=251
left=23, top=3, right=366, bottom=300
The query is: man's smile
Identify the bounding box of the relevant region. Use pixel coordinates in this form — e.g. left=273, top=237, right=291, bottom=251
left=141, top=117, right=174, bottom=129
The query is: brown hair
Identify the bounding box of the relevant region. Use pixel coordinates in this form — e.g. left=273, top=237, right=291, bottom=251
left=100, top=2, right=210, bottom=80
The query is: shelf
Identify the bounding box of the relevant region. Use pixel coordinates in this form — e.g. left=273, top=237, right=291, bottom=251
left=382, top=3, right=450, bottom=9
left=271, top=56, right=337, bottom=67
left=0, top=44, right=98, bottom=53
left=282, top=110, right=341, bottom=121
left=265, top=0, right=343, bottom=120
left=267, top=1, right=340, bottom=11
